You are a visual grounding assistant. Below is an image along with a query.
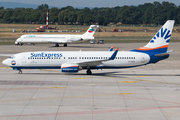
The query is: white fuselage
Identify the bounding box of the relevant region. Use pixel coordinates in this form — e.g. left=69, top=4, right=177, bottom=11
left=15, top=25, right=99, bottom=46
left=2, top=51, right=150, bottom=69
left=15, top=34, right=87, bottom=44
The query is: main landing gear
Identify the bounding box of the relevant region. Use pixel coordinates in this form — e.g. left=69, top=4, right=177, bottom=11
left=55, top=43, right=67, bottom=47
left=55, top=43, right=59, bottom=47
left=86, top=69, right=92, bottom=75
left=64, top=43, right=67, bottom=47
left=18, top=69, right=22, bottom=74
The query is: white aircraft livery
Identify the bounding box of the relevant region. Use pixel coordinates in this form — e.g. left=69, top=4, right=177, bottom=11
left=15, top=25, right=99, bottom=47
left=3, top=20, right=174, bottom=75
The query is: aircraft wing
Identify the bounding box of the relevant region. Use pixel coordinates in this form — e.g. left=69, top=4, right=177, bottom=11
left=48, top=40, right=68, bottom=44
left=48, top=36, right=82, bottom=44
left=109, top=46, right=114, bottom=51
left=77, top=48, right=119, bottom=67
left=0, top=54, right=13, bottom=57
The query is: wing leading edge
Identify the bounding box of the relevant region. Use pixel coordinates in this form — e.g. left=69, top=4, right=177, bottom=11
left=76, top=48, right=119, bottom=67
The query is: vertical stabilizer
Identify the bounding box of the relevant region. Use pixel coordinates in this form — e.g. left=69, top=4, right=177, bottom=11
left=135, top=20, right=175, bottom=53
left=81, top=25, right=99, bottom=40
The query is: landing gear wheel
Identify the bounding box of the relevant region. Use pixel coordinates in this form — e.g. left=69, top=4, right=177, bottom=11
left=64, top=43, right=67, bottom=47
left=20, top=43, right=23, bottom=46
left=55, top=43, right=59, bottom=47
left=18, top=70, right=22, bottom=74
left=86, top=69, right=92, bottom=75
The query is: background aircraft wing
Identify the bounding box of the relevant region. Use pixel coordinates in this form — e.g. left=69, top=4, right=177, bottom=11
left=48, top=39, right=68, bottom=43
left=0, top=54, right=13, bottom=56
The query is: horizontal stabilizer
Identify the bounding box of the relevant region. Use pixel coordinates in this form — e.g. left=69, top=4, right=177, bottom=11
left=155, top=50, right=173, bottom=57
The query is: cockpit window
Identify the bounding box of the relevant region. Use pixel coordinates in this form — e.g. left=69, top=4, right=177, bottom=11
left=9, top=56, right=15, bottom=59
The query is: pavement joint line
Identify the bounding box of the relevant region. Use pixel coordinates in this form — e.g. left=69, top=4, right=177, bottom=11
left=0, top=94, right=115, bottom=103
left=1, top=106, right=180, bottom=117
left=0, top=93, right=135, bottom=103
left=0, top=87, right=67, bottom=91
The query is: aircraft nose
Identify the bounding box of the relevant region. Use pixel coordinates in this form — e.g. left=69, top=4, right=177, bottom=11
left=2, top=59, right=9, bottom=66
left=15, top=38, right=21, bottom=45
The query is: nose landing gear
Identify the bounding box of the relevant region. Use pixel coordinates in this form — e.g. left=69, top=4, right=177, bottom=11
left=18, top=69, right=22, bottom=74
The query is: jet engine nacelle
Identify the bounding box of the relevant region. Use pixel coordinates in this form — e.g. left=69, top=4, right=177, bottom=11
left=61, top=63, right=79, bottom=72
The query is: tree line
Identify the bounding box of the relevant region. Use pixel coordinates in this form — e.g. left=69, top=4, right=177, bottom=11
left=0, top=1, right=180, bottom=26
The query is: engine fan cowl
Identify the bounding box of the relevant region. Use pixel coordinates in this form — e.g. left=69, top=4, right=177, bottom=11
left=61, top=63, right=79, bottom=72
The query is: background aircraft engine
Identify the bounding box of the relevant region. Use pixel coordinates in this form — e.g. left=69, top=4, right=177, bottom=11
left=61, top=63, right=79, bottom=72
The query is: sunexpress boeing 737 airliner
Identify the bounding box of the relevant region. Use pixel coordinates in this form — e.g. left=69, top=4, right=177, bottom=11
left=2, top=20, right=174, bottom=75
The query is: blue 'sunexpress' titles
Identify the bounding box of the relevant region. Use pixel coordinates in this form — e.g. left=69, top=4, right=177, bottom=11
left=31, top=53, right=62, bottom=58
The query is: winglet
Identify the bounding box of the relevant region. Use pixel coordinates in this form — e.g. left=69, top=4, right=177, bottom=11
left=109, top=46, right=114, bottom=51
left=109, top=48, right=119, bottom=60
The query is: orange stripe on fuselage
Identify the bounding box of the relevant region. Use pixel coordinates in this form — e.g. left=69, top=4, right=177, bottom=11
left=136, top=45, right=168, bottom=51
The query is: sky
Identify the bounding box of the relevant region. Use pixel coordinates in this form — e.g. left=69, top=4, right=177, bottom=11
left=1, top=0, right=180, bottom=8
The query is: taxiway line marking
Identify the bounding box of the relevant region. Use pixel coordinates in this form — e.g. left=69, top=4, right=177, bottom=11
left=73, top=77, right=88, bottom=79
left=40, top=69, right=61, bottom=73
left=119, top=81, right=139, bottom=83
left=125, top=78, right=180, bottom=86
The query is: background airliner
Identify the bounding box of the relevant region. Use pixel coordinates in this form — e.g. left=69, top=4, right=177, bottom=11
left=15, top=25, right=99, bottom=47
left=3, top=20, right=174, bottom=75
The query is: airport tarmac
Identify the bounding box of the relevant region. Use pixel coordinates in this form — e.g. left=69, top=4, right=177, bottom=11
left=0, top=43, right=180, bottom=120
